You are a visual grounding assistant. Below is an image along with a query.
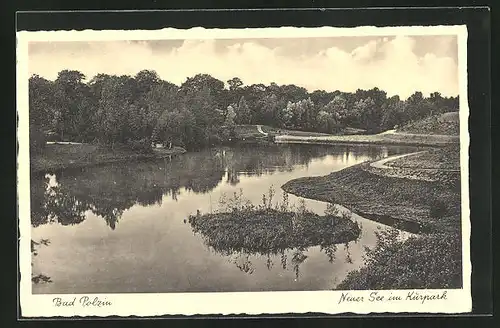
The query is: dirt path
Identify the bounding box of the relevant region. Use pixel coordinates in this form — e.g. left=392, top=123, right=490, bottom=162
left=256, top=125, right=268, bottom=136
left=370, top=151, right=460, bottom=172
left=370, top=151, right=427, bottom=169
left=378, top=129, right=396, bottom=135
left=46, top=141, right=83, bottom=145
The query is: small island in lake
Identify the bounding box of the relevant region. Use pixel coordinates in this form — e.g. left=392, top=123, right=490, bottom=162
left=188, top=189, right=361, bottom=256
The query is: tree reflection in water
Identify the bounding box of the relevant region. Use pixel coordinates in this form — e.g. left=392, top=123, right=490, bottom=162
left=31, top=144, right=372, bottom=230
left=31, top=238, right=52, bottom=284
left=28, top=144, right=402, bottom=287
left=187, top=188, right=361, bottom=280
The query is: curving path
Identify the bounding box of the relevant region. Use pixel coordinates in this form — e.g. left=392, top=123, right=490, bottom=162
left=370, top=151, right=460, bottom=172
left=256, top=125, right=268, bottom=136
left=370, top=151, right=427, bottom=169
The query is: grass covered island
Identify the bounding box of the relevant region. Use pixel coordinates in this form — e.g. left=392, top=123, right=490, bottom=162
left=188, top=189, right=361, bottom=256
left=282, top=144, right=463, bottom=290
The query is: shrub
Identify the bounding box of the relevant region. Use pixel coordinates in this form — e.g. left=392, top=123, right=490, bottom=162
left=429, top=199, right=448, bottom=219
left=337, top=231, right=462, bottom=290
left=126, top=138, right=152, bottom=154
left=29, top=128, right=47, bottom=155
left=266, top=134, right=276, bottom=143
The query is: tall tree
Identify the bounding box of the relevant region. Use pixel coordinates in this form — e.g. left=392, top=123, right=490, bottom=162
left=225, top=105, right=237, bottom=127
left=180, top=74, right=226, bottom=108
left=53, top=70, right=91, bottom=141
left=227, top=77, right=243, bottom=91
left=323, top=95, right=349, bottom=124
left=235, top=96, right=251, bottom=124
left=95, top=76, right=130, bottom=147
left=29, top=75, right=56, bottom=153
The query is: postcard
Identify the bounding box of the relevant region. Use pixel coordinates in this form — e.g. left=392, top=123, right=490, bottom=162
left=17, top=24, right=471, bottom=317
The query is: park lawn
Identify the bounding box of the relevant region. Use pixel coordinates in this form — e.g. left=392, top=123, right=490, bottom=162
left=233, top=124, right=365, bottom=139
left=275, top=131, right=459, bottom=147
left=233, top=125, right=267, bottom=139
left=261, top=125, right=366, bottom=137
left=260, top=125, right=333, bottom=137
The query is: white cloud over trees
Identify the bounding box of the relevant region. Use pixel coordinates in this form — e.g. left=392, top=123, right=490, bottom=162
left=29, top=35, right=458, bottom=99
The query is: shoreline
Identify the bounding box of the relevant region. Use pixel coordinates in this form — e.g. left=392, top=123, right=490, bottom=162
left=30, top=144, right=186, bottom=174
left=281, top=145, right=462, bottom=289
left=282, top=150, right=461, bottom=234
left=275, top=132, right=459, bottom=148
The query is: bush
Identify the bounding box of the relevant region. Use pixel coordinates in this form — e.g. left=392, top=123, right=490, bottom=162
left=126, top=138, right=152, bottom=153
left=29, top=128, right=47, bottom=155
left=430, top=199, right=448, bottom=219
left=266, top=134, right=276, bottom=143
left=337, top=230, right=462, bottom=290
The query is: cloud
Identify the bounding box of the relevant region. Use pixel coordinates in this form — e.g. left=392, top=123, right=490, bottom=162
left=28, top=36, right=458, bottom=99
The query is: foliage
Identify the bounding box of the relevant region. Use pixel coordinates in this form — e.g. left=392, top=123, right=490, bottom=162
left=429, top=199, right=449, bottom=219
left=29, top=70, right=459, bottom=151
left=336, top=230, right=462, bottom=290
left=31, top=238, right=52, bottom=284
left=235, top=96, right=251, bottom=124
left=398, top=112, right=460, bottom=135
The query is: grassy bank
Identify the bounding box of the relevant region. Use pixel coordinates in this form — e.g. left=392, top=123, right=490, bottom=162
left=275, top=131, right=459, bottom=147
left=282, top=145, right=462, bottom=289
left=336, top=230, right=462, bottom=290
left=233, top=124, right=334, bottom=139
left=386, top=145, right=460, bottom=170
left=282, top=155, right=461, bottom=233
left=260, top=125, right=361, bottom=137
left=30, top=143, right=186, bottom=173
left=233, top=124, right=366, bottom=139
left=398, top=112, right=460, bottom=135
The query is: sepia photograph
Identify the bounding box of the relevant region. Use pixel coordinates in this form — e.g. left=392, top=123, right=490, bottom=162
left=17, top=24, right=471, bottom=316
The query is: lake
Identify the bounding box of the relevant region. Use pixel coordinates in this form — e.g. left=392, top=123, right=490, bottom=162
left=31, top=143, right=418, bottom=294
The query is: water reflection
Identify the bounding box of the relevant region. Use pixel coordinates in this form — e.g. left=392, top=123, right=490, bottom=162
left=186, top=191, right=361, bottom=281
left=31, top=144, right=399, bottom=230
left=30, top=143, right=418, bottom=293
left=31, top=238, right=52, bottom=284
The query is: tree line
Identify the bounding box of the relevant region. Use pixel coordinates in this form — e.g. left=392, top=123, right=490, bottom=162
left=29, top=69, right=459, bottom=153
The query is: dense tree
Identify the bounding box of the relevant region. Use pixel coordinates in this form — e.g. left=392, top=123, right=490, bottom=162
left=235, top=96, right=251, bottom=124
left=381, top=98, right=407, bottom=130
left=227, top=77, right=243, bottom=91
left=29, top=75, right=56, bottom=153
left=53, top=70, right=92, bottom=141
left=353, top=97, right=381, bottom=132
left=225, top=105, right=237, bottom=127
left=29, top=69, right=460, bottom=153
left=181, top=74, right=226, bottom=107
left=323, top=95, right=349, bottom=123
left=317, top=110, right=339, bottom=134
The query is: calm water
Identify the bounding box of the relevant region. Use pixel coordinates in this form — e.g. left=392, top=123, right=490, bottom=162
left=31, top=143, right=417, bottom=293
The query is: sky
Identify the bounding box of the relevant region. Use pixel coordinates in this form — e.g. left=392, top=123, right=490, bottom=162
left=28, top=35, right=459, bottom=99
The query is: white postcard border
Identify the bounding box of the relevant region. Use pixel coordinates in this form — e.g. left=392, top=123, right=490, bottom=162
left=17, top=25, right=471, bottom=317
